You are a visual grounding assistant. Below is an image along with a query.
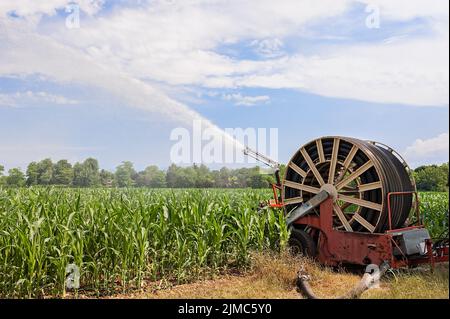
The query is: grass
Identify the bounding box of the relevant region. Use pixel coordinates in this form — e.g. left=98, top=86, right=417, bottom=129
left=97, top=252, right=449, bottom=299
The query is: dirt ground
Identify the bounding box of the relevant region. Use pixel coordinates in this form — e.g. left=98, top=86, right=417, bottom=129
left=98, top=253, right=449, bottom=299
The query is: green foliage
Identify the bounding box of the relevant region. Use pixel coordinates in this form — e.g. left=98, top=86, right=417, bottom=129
left=0, top=165, right=4, bottom=186
left=37, top=159, right=53, bottom=185
left=52, top=160, right=73, bottom=185
left=73, top=158, right=100, bottom=187
left=26, top=162, right=39, bottom=186
left=115, top=161, right=136, bottom=187
left=136, top=165, right=166, bottom=188
left=6, top=168, right=26, bottom=187
left=419, top=192, right=449, bottom=238
left=414, top=163, right=448, bottom=192
left=0, top=187, right=287, bottom=298
left=100, top=169, right=115, bottom=187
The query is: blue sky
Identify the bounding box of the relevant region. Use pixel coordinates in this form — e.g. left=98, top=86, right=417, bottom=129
left=0, top=0, right=448, bottom=171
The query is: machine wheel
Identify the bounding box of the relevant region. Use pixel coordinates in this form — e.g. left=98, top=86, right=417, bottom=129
left=288, top=229, right=317, bottom=257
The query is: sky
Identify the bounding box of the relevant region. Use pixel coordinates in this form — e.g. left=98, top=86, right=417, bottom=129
left=0, top=0, right=448, bottom=171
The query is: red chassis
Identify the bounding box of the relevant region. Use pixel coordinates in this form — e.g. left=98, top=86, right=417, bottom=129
left=269, top=186, right=449, bottom=268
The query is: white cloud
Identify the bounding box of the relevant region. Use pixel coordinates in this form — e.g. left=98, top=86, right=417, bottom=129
left=222, top=93, right=270, bottom=106
left=404, top=132, right=449, bottom=166
left=0, top=0, right=448, bottom=121
left=0, top=91, right=78, bottom=107
left=250, top=38, right=285, bottom=58
left=232, top=33, right=449, bottom=106
left=36, top=0, right=448, bottom=107
left=0, top=19, right=241, bottom=149
left=0, top=0, right=104, bottom=19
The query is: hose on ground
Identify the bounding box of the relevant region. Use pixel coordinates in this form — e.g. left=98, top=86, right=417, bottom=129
left=296, top=262, right=390, bottom=299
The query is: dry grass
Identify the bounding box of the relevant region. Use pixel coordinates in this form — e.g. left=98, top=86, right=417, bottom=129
left=98, top=252, right=448, bottom=299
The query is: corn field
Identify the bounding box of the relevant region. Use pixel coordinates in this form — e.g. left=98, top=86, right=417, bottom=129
left=419, top=192, right=449, bottom=239
left=0, top=187, right=288, bottom=298
left=0, top=187, right=447, bottom=298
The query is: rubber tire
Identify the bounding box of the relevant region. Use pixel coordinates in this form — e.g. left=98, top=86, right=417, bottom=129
left=288, top=229, right=317, bottom=257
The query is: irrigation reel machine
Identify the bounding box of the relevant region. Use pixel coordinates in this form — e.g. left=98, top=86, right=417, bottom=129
left=245, top=136, right=449, bottom=273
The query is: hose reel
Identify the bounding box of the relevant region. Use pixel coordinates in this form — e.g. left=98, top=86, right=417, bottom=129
left=282, top=136, right=416, bottom=233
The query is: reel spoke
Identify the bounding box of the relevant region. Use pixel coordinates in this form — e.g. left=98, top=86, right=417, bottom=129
left=333, top=203, right=353, bottom=231
left=300, top=147, right=325, bottom=186
left=316, top=139, right=325, bottom=163
left=352, top=213, right=376, bottom=233
left=283, top=196, right=303, bottom=205
left=288, top=162, right=307, bottom=178
left=358, top=181, right=382, bottom=192
left=335, top=160, right=374, bottom=191
left=335, top=145, right=358, bottom=183
left=338, top=194, right=382, bottom=211
left=284, top=180, right=320, bottom=194
left=328, top=138, right=339, bottom=184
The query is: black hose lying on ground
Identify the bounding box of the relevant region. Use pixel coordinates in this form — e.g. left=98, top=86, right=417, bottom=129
left=296, top=262, right=390, bottom=299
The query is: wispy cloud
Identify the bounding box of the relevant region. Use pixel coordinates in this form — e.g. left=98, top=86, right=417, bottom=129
left=0, top=91, right=78, bottom=107
left=222, top=93, right=270, bottom=106
left=250, top=38, right=285, bottom=58
left=404, top=132, right=449, bottom=166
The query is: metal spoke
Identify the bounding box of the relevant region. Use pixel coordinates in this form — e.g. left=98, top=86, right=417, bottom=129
left=316, top=139, right=325, bottom=163
left=328, top=138, right=339, bottom=184
left=284, top=180, right=320, bottom=194
left=335, top=160, right=373, bottom=190
left=333, top=203, right=353, bottom=231
left=300, top=148, right=325, bottom=186
left=288, top=162, right=307, bottom=178
left=338, top=194, right=382, bottom=211
left=352, top=213, right=376, bottom=233
left=358, top=181, right=382, bottom=192
left=335, top=145, right=358, bottom=183
left=283, top=196, right=303, bottom=205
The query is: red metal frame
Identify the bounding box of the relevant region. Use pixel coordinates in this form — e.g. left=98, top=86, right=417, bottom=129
left=276, top=188, right=448, bottom=268
left=268, top=183, right=284, bottom=208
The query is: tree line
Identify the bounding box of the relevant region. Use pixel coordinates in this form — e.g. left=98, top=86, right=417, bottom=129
left=0, top=159, right=277, bottom=189
left=0, top=160, right=448, bottom=191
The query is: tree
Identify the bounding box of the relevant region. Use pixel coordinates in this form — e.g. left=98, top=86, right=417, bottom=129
left=213, top=167, right=230, bottom=188
left=414, top=163, right=449, bottom=192
left=100, top=169, right=115, bottom=187
left=73, top=158, right=100, bottom=187
left=26, top=162, right=39, bottom=186
left=6, top=168, right=26, bottom=187
left=0, top=165, right=5, bottom=186
left=165, top=164, right=198, bottom=188
left=37, top=159, right=53, bottom=185
left=194, top=164, right=214, bottom=188
left=83, top=158, right=100, bottom=186
left=136, top=165, right=166, bottom=188
left=52, top=160, right=73, bottom=185
left=115, top=161, right=136, bottom=187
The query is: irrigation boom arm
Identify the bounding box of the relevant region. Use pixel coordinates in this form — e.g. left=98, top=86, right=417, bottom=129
left=243, top=146, right=282, bottom=186
left=243, top=146, right=280, bottom=169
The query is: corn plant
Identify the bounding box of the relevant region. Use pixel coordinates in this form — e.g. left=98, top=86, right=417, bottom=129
left=0, top=187, right=286, bottom=298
